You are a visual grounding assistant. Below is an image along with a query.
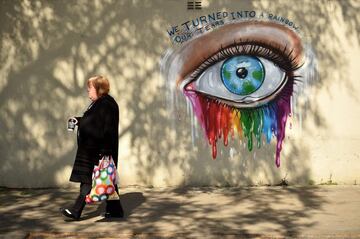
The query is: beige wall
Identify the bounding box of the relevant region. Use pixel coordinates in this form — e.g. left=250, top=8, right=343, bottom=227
left=1, top=0, right=359, bottom=188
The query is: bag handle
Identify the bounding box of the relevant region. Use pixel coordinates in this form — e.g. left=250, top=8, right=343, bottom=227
left=98, top=155, right=111, bottom=168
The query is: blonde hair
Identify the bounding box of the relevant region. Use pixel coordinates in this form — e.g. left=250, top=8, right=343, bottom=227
left=87, top=75, right=110, bottom=97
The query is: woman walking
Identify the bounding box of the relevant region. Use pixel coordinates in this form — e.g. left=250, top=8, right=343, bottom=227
left=61, top=75, right=123, bottom=220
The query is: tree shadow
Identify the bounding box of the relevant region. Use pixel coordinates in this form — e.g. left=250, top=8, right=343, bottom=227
left=0, top=186, right=328, bottom=237
left=1, top=0, right=357, bottom=187
left=0, top=0, right=359, bottom=236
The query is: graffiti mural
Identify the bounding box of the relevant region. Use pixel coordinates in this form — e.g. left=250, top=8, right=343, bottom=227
left=162, top=11, right=314, bottom=167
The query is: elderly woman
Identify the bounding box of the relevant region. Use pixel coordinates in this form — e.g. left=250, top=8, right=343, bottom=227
left=61, top=75, right=123, bottom=220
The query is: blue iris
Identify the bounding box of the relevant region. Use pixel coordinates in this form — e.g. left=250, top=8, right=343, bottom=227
left=221, top=56, right=265, bottom=95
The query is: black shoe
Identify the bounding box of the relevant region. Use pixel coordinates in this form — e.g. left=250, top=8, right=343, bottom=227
left=60, top=208, right=80, bottom=220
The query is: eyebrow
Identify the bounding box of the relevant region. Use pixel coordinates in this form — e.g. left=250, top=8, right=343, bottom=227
left=172, top=21, right=304, bottom=87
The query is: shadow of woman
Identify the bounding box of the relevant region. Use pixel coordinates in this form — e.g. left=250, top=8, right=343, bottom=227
left=80, top=192, right=146, bottom=222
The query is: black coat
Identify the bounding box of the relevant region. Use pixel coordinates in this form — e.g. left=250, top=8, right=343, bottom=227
left=69, top=94, right=119, bottom=184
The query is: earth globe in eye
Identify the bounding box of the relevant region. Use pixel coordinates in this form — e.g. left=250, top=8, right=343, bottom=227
left=221, top=55, right=265, bottom=95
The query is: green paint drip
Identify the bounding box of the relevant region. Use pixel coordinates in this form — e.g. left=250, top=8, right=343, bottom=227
left=240, top=109, right=265, bottom=151
left=253, top=109, right=263, bottom=148
left=240, top=110, right=253, bottom=151
left=252, top=70, right=263, bottom=81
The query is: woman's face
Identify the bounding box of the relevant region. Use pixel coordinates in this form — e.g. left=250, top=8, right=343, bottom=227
left=87, top=81, right=98, bottom=101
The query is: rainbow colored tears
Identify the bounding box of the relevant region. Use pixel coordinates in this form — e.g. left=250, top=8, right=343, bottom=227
left=184, top=76, right=293, bottom=167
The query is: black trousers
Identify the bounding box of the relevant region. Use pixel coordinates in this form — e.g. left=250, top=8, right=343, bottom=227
left=72, top=182, right=124, bottom=217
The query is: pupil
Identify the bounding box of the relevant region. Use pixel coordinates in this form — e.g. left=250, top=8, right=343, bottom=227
left=236, top=67, right=248, bottom=79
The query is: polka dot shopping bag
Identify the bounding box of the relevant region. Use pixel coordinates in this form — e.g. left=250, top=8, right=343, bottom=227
left=85, top=155, right=119, bottom=203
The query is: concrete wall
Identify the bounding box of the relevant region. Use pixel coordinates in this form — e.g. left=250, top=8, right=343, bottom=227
left=1, top=0, right=359, bottom=188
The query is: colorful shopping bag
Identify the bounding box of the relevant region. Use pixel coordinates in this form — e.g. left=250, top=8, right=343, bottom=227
left=85, top=155, right=119, bottom=204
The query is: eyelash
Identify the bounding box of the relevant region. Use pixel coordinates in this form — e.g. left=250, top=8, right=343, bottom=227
left=187, top=39, right=302, bottom=83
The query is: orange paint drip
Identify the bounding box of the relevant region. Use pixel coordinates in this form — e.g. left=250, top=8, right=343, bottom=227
left=220, top=105, right=231, bottom=146
left=208, top=100, right=219, bottom=159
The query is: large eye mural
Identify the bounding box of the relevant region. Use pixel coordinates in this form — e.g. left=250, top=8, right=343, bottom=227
left=163, top=15, right=309, bottom=167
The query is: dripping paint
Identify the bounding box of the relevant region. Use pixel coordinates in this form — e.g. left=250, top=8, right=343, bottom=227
left=161, top=12, right=315, bottom=167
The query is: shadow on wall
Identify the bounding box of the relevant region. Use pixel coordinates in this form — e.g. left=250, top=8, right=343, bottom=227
left=0, top=0, right=359, bottom=187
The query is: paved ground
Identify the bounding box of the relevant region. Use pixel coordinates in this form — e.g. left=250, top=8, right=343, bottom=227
left=0, top=185, right=360, bottom=238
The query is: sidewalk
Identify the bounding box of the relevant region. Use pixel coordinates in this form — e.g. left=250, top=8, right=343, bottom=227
left=0, top=185, right=360, bottom=238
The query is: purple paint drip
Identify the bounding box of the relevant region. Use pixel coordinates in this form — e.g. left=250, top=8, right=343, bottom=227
left=275, top=99, right=291, bottom=167
left=274, top=76, right=294, bottom=167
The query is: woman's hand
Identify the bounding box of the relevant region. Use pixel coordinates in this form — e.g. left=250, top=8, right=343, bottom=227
left=67, top=117, right=79, bottom=131
left=68, top=116, right=82, bottom=126
left=68, top=117, right=78, bottom=125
